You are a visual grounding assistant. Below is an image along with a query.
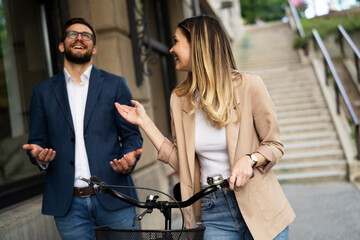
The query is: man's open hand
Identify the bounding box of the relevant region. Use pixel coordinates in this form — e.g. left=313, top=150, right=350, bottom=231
left=110, top=149, right=143, bottom=174
left=23, top=144, right=56, bottom=163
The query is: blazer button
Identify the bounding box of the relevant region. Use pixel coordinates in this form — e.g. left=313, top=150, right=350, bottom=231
left=71, top=137, right=75, bottom=142
left=70, top=161, right=74, bottom=165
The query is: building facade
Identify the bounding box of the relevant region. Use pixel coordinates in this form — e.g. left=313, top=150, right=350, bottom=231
left=0, top=0, right=242, bottom=238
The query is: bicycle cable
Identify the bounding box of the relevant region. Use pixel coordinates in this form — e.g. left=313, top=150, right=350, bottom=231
left=103, top=184, right=185, bottom=231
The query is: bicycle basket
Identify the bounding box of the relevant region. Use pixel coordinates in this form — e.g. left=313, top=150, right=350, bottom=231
left=95, top=226, right=205, bottom=240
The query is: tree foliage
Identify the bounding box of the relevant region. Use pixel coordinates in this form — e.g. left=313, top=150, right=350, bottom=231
left=240, top=0, right=288, bottom=24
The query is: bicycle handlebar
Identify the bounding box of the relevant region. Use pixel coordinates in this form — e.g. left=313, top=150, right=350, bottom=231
left=80, top=175, right=237, bottom=230
left=80, top=175, right=229, bottom=210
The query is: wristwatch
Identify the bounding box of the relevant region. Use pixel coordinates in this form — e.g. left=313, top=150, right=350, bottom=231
left=246, top=154, right=258, bottom=168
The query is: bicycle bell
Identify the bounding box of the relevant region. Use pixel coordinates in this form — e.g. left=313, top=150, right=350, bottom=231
left=207, top=174, right=224, bottom=186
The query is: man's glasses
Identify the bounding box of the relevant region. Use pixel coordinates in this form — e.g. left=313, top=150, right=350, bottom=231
left=66, top=31, right=93, bottom=41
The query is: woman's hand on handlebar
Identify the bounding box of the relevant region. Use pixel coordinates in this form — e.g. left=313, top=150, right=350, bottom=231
left=115, top=100, right=147, bottom=126
left=228, top=155, right=254, bottom=190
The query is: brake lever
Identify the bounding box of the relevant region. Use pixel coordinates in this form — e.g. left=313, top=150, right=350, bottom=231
left=78, top=176, right=107, bottom=190
left=132, top=195, right=159, bottom=227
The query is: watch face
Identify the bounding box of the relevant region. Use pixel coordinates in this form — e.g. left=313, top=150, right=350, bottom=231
left=250, top=154, right=258, bottom=168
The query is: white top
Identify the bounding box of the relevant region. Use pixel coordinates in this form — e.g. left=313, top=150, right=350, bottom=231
left=195, top=107, right=230, bottom=185
left=64, top=65, right=92, bottom=187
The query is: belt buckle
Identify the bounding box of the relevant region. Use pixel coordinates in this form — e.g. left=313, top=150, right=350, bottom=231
left=79, top=190, right=92, bottom=198
left=74, top=187, right=94, bottom=198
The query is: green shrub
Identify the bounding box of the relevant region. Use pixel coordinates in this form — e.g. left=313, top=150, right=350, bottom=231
left=293, top=36, right=307, bottom=49
left=293, top=11, right=360, bottom=49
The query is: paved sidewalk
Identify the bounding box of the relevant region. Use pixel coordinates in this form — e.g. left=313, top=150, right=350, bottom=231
left=171, top=181, right=360, bottom=239
left=282, top=181, right=360, bottom=240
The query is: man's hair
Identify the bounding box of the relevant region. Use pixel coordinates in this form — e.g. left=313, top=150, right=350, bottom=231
left=61, top=18, right=96, bottom=45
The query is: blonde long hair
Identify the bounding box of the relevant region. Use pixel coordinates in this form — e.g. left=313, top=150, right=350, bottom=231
left=174, top=15, right=241, bottom=128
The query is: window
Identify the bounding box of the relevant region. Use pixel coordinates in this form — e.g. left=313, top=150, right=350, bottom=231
left=0, top=0, right=65, bottom=209
left=127, top=0, right=176, bottom=137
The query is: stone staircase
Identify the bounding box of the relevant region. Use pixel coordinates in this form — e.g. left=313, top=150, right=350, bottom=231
left=234, top=21, right=347, bottom=183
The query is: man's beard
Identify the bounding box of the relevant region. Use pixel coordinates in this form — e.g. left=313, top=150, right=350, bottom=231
left=64, top=41, right=93, bottom=64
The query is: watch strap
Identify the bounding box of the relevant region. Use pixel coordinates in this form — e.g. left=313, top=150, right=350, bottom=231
left=246, top=154, right=258, bottom=168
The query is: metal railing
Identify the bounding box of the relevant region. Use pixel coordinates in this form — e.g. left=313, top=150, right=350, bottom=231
left=288, top=0, right=305, bottom=38
left=338, top=25, right=360, bottom=84
left=312, top=29, right=360, bottom=160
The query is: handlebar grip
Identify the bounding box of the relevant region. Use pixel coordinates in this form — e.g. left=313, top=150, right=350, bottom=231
left=173, top=182, right=182, bottom=201
left=90, top=176, right=106, bottom=186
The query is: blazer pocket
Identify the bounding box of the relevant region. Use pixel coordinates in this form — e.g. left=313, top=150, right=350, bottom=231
left=250, top=171, right=287, bottom=221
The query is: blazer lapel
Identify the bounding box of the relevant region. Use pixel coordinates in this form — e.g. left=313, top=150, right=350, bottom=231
left=84, top=67, right=104, bottom=131
left=226, top=87, right=241, bottom=167
left=182, top=98, right=196, bottom=185
left=52, top=73, right=75, bottom=132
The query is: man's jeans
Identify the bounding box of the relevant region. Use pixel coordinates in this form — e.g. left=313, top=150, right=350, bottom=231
left=201, top=187, right=289, bottom=240
left=54, top=195, right=137, bottom=240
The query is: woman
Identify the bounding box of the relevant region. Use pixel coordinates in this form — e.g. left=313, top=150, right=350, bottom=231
left=115, top=15, right=295, bottom=240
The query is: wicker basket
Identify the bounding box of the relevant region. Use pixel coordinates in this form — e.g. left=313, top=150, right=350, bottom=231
left=95, top=226, right=205, bottom=240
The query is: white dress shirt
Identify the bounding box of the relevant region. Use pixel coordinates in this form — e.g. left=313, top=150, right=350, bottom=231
left=64, top=65, right=92, bottom=188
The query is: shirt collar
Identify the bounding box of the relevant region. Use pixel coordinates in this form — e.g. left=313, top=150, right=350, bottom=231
left=64, top=65, right=93, bottom=84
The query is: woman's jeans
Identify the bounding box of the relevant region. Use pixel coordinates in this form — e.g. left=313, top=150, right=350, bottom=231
left=54, top=195, right=137, bottom=240
left=201, top=187, right=289, bottom=240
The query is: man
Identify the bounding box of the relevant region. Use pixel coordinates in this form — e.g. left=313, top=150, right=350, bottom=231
left=22, top=18, right=143, bottom=239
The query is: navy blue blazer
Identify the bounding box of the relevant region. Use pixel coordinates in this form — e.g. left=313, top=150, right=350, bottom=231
left=27, top=66, right=143, bottom=216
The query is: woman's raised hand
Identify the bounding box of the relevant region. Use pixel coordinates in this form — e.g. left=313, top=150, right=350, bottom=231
left=115, top=100, right=146, bottom=126
left=117, top=99, right=164, bottom=151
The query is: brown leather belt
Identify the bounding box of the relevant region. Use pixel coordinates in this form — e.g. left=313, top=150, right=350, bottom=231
left=73, top=186, right=95, bottom=198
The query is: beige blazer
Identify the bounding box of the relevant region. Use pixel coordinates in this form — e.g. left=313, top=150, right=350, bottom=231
left=157, top=72, right=295, bottom=240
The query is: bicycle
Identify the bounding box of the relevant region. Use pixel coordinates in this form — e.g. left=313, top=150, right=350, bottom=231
left=80, top=174, right=230, bottom=240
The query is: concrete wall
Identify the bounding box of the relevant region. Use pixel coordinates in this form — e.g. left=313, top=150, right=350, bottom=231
left=0, top=196, right=61, bottom=240
left=203, top=0, right=243, bottom=41
left=309, top=30, right=360, bottom=59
